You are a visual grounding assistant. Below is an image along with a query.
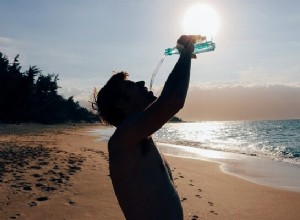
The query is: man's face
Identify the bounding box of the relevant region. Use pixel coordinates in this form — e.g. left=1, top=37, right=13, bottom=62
left=121, top=80, right=157, bottom=112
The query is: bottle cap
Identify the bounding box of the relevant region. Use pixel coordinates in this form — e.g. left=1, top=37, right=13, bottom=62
left=196, top=35, right=207, bottom=43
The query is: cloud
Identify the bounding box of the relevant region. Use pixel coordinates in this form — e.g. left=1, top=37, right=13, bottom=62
left=58, top=81, right=98, bottom=111
left=0, top=36, right=18, bottom=55
left=58, top=79, right=300, bottom=120
left=0, top=36, right=17, bottom=57
left=238, top=65, right=300, bottom=84
left=177, top=83, right=300, bottom=121
left=0, top=36, right=14, bottom=44
left=0, top=36, right=28, bottom=65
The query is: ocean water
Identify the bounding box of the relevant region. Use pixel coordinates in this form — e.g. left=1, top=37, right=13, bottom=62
left=93, top=119, right=300, bottom=165
left=92, top=119, right=300, bottom=191
left=153, top=119, right=300, bottom=165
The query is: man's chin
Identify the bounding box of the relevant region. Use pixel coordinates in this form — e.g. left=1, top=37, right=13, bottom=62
left=149, top=92, right=157, bottom=102
left=143, top=95, right=157, bottom=110
left=147, top=92, right=157, bottom=105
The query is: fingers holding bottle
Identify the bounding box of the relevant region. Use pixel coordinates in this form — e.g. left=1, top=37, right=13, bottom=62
left=176, top=35, right=204, bottom=59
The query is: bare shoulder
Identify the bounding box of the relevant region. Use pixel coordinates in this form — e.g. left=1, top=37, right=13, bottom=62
left=107, top=119, right=138, bottom=154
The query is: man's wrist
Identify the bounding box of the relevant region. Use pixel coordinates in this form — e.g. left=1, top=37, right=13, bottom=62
left=179, top=48, right=194, bottom=59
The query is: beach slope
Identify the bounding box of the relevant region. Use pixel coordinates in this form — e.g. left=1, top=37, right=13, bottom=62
left=1, top=124, right=300, bottom=220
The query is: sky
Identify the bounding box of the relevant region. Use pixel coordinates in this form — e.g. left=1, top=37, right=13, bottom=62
left=1, top=0, right=300, bottom=121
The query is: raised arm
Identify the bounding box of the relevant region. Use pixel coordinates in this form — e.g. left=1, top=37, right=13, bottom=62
left=114, top=35, right=197, bottom=144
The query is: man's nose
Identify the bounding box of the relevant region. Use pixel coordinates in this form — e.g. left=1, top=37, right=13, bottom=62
left=136, top=81, right=145, bottom=87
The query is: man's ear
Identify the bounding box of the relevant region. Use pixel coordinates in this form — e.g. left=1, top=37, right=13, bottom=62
left=115, top=98, right=129, bottom=110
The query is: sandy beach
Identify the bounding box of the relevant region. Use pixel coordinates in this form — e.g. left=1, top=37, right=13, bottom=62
left=1, top=124, right=300, bottom=220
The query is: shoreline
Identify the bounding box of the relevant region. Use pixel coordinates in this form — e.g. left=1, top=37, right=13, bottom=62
left=165, top=155, right=300, bottom=220
left=1, top=123, right=300, bottom=219
left=158, top=143, right=300, bottom=193
left=91, top=126, right=300, bottom=193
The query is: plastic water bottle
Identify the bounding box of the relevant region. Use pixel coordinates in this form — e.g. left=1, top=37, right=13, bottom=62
left=164, top=40, right=216, bottom=56
left=150, top=37, right=216, bottom=90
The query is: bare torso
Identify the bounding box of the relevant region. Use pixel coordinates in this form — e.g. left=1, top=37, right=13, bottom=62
left=108, top=136, right=183, bottom=220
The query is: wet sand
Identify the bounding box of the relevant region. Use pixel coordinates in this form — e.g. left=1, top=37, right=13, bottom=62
left=1, top=123, right=300, bottom=219
left=158, top=143, right=300, bottom=193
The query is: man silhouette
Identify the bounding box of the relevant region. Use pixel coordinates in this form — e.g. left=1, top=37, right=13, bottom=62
left=96, top=35, right=197, bottom=220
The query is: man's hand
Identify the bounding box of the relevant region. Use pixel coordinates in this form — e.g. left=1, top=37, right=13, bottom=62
left=176, top=35, right=202, bottom=59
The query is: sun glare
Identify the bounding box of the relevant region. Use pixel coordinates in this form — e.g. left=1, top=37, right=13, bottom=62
left=182, top=3, right=220, bottom=38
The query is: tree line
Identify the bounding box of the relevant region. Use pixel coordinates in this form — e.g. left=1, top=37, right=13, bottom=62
left=0, top=52, right=98, bottom=124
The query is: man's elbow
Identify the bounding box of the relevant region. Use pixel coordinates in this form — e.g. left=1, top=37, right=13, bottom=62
left=167, top=98, right=185, bottom=113
left=176, top=98, right=185, bottom=110
left=157, top=94, right=186, bottom=114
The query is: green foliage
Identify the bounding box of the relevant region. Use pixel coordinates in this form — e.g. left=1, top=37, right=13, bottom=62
left=169, top=116, right=184, bottom=123
left=0, top=52, right=98, bottom=124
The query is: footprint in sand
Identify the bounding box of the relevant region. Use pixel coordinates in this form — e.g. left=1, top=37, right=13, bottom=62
left=208, top=201, right=214, bottom=206
left=181, top=197, right=187, bottom=202
left=32, top=173, right=41, bottom=178
left=35, top=183, right=45, bottom=188
left=23, top=186, right=32, bottom=191
left=191, top=214, right=199, bottom=219
left=43, top=186, right=57, bottom=192
left=209, top=210, right=218, bottom=215
left=68, top=200, right=76, bottom=205
left=36, top=196, right=48, bottom=202
left=9, top=215, right=20, bottom=219
left=28, top=201, right=37, bottom=207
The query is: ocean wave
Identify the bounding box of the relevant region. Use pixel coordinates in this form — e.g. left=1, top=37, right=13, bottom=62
left=92, top=120, right=300, bottom=165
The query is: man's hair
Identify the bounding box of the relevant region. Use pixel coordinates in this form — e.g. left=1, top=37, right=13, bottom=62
left=96, top=71, right=129, bottom=126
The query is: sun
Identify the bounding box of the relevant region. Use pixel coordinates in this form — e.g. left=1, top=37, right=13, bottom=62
left=182, top=3, right=220, bottom=38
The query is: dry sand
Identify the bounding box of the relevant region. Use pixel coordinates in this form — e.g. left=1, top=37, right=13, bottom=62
left=1, top=123, right=300, bottom=220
